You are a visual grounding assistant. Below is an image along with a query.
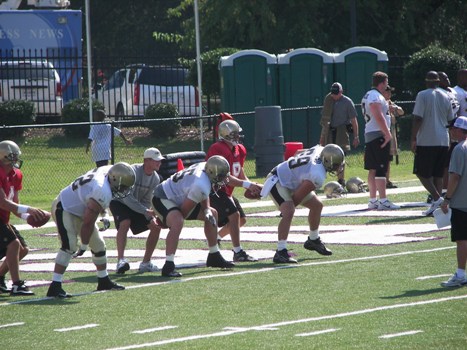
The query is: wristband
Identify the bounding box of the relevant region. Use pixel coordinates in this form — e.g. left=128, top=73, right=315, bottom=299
left=20, top=213, right=30, bottom=220
left=17, top=204, right=30, bottom=214
left=242, top=181, right=252, bottom=189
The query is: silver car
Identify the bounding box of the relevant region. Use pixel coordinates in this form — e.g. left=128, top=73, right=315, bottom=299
left=0, top=60, right=63, bottom=120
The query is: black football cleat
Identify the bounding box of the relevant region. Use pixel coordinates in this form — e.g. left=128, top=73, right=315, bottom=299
left=161, top=261, right=182, bottom=277
left=206, top=251, right=235, bottom=268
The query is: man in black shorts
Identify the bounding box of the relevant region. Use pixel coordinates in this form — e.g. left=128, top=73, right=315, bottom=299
left=110, top=148, right=164, bottom=274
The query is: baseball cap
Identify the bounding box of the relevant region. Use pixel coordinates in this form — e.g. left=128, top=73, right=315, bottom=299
left=143, top=147, right=165, bottom=161
left=453, top=116, right=467, bottom=131
left=330, top=82, right=343, bottom=95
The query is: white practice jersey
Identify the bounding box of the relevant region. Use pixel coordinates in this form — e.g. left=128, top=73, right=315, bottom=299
left=361, top=88, right=390, bottom=133
left=161, top=162, right=211, bottom=207
left=59, top=166, right=113, bottom=217
left=276, top=145, right=326, bottom=190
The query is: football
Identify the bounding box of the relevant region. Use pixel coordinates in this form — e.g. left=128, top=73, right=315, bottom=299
left=27, top=211, right=51, bottom=228
left=244, top=188, right=261, bottom=200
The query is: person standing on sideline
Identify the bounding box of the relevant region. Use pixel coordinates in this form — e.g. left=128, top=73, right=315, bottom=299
left=86, top=109, right=132, bottom=167
left=260, top=144, right=343, bottom=263
left=111, top=148, right=164, bottom=274
left=453, top=69, right=467, bottom=117
left=319, top=82, right=359, bottom=186
left=361, top=71, right=399, bottom=210
left=382, top=85, right=404, bottom=188
left=206, top=119, right=262, bottom=262
left=0, top=141, right=49, bottom=296
left=411, top=71, right=454, bottom=216
left=152, top=156, right=235, bottom=277
left=439, top=116, right=467, bottom=287
left=46, top=163, right=136, bottom=298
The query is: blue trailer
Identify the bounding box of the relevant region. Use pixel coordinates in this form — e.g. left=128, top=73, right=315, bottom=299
left=0, top=10, right=82, bottom=103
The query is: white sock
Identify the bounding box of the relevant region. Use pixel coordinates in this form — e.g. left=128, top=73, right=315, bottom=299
left=308, top=230, right=319, bottom=240
left=209, top=245, right=219, bottom=254
left=166, top=254, right=175, bottom=262
left=97, top=270, right=108, bottom=278
left=456, top=268, right=465, bottom=278
left=233, top=246, right=242, bottom=254
left=370, top=198, right=377, bottom=203
left=52, top=273, right=63, bottom=283
left=277, top=240, right=287, bottom=251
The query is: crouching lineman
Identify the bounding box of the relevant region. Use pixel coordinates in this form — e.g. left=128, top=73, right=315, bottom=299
left=261, top=144, right=345, bottom=263
left=46, top=163, right=136, bottom=298
left=152, top=155, right=235, bottom=277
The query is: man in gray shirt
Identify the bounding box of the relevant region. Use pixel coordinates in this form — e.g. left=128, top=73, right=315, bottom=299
left=411, top=71, right=454, bottom=216
left=110, top=148, right=164, bottom=274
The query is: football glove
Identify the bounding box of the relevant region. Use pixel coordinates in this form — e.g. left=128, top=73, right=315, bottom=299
left=204, top=208, right=217, bottom=227
left=99, top=217, right=111, bottom=232
left=73, top=244, right=88, bottom=258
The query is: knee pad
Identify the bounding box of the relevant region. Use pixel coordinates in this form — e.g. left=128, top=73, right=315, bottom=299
left=91, top=249, right=107, bottom=265
left=55, top=249, right=73, bottom=267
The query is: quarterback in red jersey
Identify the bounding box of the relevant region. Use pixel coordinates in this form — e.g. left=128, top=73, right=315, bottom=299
left=206, top=118, right=262, bottom=262
left=0, top=141, right=49, bottom=296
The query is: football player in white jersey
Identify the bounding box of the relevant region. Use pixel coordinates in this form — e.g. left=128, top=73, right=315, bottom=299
left=361, top=71, right=399, bottom=211
left=152, top=155, right=235, bottom=277
left=260, top=144, right=344, bottom=263
left=46, top=163, right=136, bottom=298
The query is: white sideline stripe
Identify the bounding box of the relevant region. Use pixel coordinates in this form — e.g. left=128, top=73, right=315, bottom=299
left=54, top=324, right=99, bottom=332
left=379, top=330, right=424, bottom=339
left=0, top=322, right=24, bottom=328
left=416, top=274, right=451, bottom=280
left=132, top=326, right=178, bottom=334
left=106, top=295, right=467, bottom=350
left=0, top=245, right=455, bottom=307
left=295, top=328, right=340, bottom=337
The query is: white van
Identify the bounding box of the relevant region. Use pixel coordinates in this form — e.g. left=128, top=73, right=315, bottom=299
left=0, top=60, right=63, bottom=120
left=97, top=64, right=200, bottom=119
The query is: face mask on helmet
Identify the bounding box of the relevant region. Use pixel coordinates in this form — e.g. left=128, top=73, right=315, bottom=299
left=320, top=144, right=345, bottom=175
left=323, top=181, right=347, bottom=198
left=0, top=140, right=23, bottom=169
left=218, top=120, right=243, bottom=146
left=107, top=162, right=136, bottom=199
left=346, top=177, right=368, bottom=193
left=205, top=155, right=230, bottom=187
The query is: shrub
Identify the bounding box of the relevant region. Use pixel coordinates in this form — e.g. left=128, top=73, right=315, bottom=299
left=404, top=45, right=467, bottom=97
left=61, top=98, right=104, bottom=138
left=145, top=103, right=181, bottom=138
left=0, top=100, right=35, bottom=139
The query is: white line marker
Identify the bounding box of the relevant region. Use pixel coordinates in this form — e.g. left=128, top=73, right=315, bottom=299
left=379, top=330, right=423, bottom=339
left=132, top=326, right=178, bottom=334
left=54, top=324, right=99, bottom=332
left=0, top=322, right=24, bottom=329
left=416, top=274, right=451, bottom=280
left=105, top=295, right=467, bottom=350
left=296, top=328, right=340, bottom=337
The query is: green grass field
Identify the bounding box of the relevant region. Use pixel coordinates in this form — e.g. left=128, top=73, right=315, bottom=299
left=1, top=131, right=466, bottom=349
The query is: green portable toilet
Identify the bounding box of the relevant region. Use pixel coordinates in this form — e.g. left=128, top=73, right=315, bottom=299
left=219, top=50, right=278, bottom=149
left=278, top=48, right=335, bottom=147
left=334, top=46, right=388, bottom=141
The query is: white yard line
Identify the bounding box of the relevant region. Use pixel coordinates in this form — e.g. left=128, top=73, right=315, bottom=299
left=54, top=324, right=99, bottom=332
left=379, top=330, right=424, bottom=339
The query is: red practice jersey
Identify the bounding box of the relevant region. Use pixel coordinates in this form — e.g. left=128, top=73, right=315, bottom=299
left=0, top=166, right=23, bottom=224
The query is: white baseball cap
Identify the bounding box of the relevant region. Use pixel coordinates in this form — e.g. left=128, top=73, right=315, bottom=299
left=453, top=116, right=467, bottom=131
left=143, top=148, right=165, bottom=161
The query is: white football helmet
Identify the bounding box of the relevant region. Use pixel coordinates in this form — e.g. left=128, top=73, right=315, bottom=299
left=107, top=162, right=136, bottom=199
left=0, top=140, right=23, bottom=169
left=218, top=119, right=243, bottom=146
left=320, top=144, right=345, bottom=174
left=346, top=177, right=368, bottom=193
left=323, top=181, right=346, bottom=198
left=205, top=155, right=230, bottom=186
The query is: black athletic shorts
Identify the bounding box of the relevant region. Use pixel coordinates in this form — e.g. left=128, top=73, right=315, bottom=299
left=364, top=137, right=390, bottom=177
left=450, top=207, right=467, bottom=242
left=109, top=200, right=151, bottom=235
left=413, top=146, right=448, bottom=178
left=209, top=191, right=245, bottom=227
left=0, top=223, right=27, bottom=259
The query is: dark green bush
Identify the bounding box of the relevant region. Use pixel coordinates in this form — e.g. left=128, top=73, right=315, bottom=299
left=61, top=98, right=104, bottom=138
left=0, top=100, right=35, bottom=139
left=145, top=103, right=181, bottom=138
left=404, top=45, right=467, bottom=98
